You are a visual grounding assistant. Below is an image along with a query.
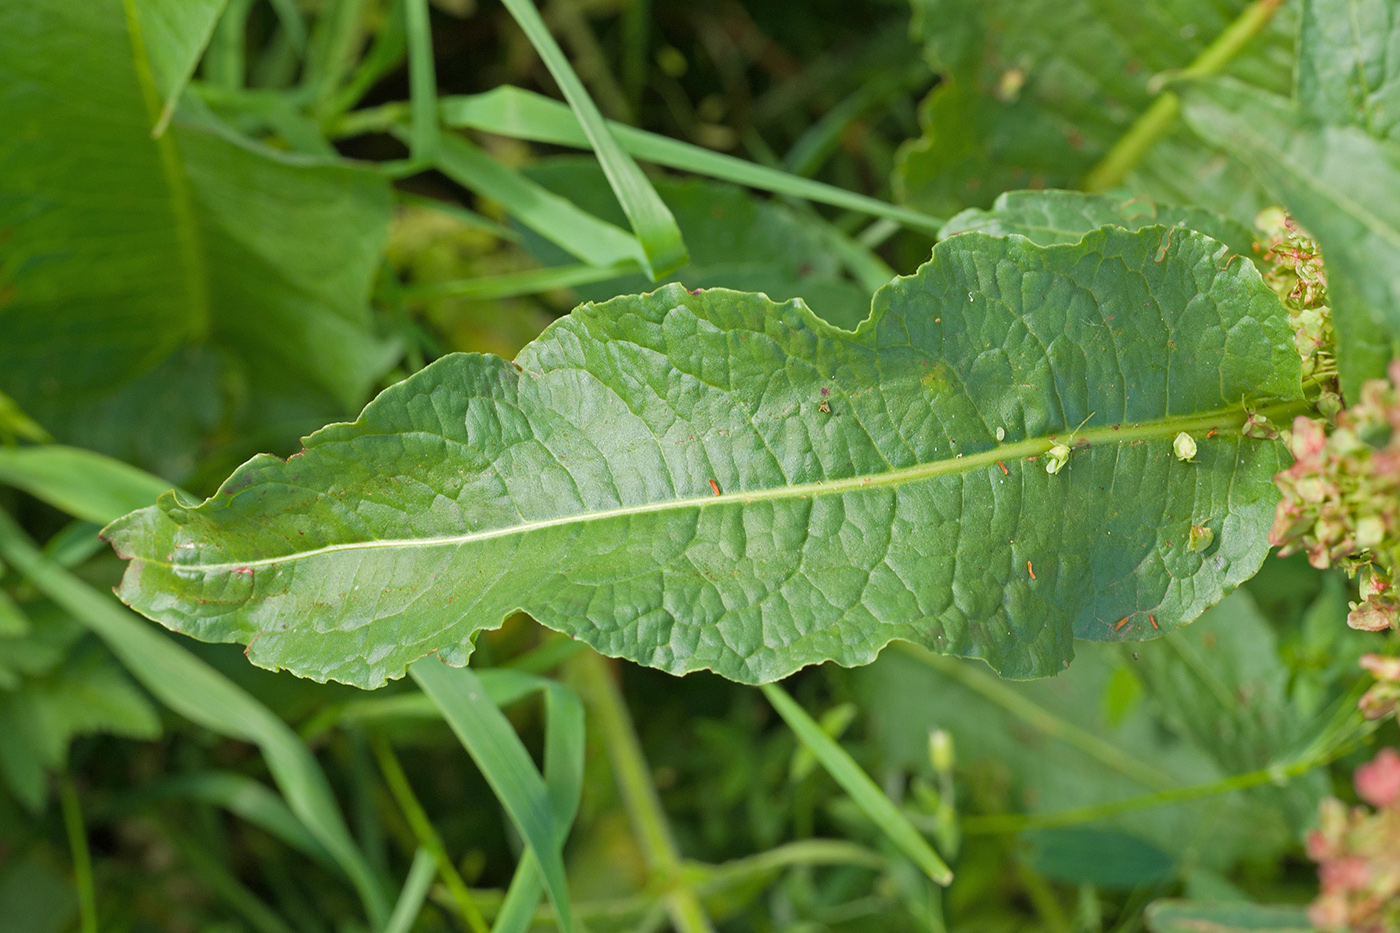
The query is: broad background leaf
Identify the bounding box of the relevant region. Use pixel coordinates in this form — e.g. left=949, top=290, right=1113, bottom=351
left=0, top=0, right=395, bottom=478
left=1297, top=0, right=1400, bottom=141
left=856, top=592, right=1325, bottom=882
left=0, top=608, right=160, bottom=811
left=896, top=0, right=1296, bottom=225
left=1181, top=76, right=1400, bottom=395
left=107, top=226, right=1300, bottom=687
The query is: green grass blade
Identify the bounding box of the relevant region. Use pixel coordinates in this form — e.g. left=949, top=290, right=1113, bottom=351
left=266, top=0, right=307, bottom=51
left=496, top=0, right=687, bottom=278
left=372, top=735, right=491, bottom=933
left=423, top=131, right=646, bottom=269
left=484, top=670, right=586, bottom=933
left=400, top=260, right=640, bottom=301
left=58, top=775, right=98, bottom=933
left=760, top=682, right=953, bottom=886
left=383, top=848, right=438, bottom=933
left=105, top=771, right=336, bottom=870
left=438, top=87, right=946, bottom=234
left=0, top=509, right=391, bottom=927
left=204, top=0, right=253, bottom=91
left=410, top=659, right=576, bottom=933
left=397, top=190, right=521, bottom=241
left=402, top=0, right=440, bottom=162
left=0, top=446, right=178, bottom=525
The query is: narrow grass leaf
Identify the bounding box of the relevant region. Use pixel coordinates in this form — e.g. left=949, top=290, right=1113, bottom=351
left=760, top=682, right=953, bottom=885
left=397, top=191, right=521, bottom=242
left=402, top=0, right=440, bottom=162
left=488, top=670, right=585, bottom=933
left=423, top=131, right=645, bottom=269
left=438, top=87, right=945, bottom=233
left=0, top=510, right=390, bottom=928
left=0, top=446, right=178, bottom=525
left=400, top=261, right=641, bottom=302
left=496, top=0, right=687, bottom=277
left=383, top=848, right=438, bottom=933
left=410, top=659, right=576, bottom=933
left=372, top=737, right=491, bottom=933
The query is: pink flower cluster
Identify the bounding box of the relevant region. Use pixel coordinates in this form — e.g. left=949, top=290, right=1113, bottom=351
left=1270, top=362, right=1400, bottom=632
left=1255, top=208, right=1335, bottom=385
left=1361, top=655, right=1400, bottom=721
left=1307, top=748, right=1400, bottom=932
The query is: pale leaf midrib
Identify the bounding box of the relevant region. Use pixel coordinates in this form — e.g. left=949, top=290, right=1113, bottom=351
left=150, top=398, right=1310, bottom=575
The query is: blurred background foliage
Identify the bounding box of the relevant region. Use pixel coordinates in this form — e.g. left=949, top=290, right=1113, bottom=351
left=1, top=0, right=1397, bottom=930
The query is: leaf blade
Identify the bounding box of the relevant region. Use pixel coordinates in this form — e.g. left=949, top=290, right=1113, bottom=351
left=106, top=227, right=1302, bottom=687
left=1180, top=75, right=1400, bottom=394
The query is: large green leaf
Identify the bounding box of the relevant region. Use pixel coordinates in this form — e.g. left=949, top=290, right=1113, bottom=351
left=105, top=226, right=1303, bottom=688
left=1297, top=0, right=1400, bottom=141
left=1180, top=76, right=1400, bottom=395
left=940, top=189, right=1256, bottom=256
left=0, top=0, right=395, bottom=468
left=895, top=0, right=1295, bottom=223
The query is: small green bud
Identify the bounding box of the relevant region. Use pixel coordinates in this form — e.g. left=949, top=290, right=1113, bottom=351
left=929, top=729, right=955, bottom=774
left=1173, top=431, right=1197, bottom=462
left=1045, top=442, right=1071, bottom=474
left=1188, top=523, right=1214, bottom=552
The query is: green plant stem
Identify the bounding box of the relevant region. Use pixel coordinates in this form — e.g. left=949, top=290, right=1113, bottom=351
left=959, top=723, right=1375, bottom=835
left=570, top=651, right=716, bottom=933
left=895, top=644, right=1174, bottom=791
left=1082, top=0, right=1284, bottom=191
left=433, top=839, right=884, bottom=928
left=60, top=774, right=98, bottom=933
left=371, top=735, right=491, bottom=933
